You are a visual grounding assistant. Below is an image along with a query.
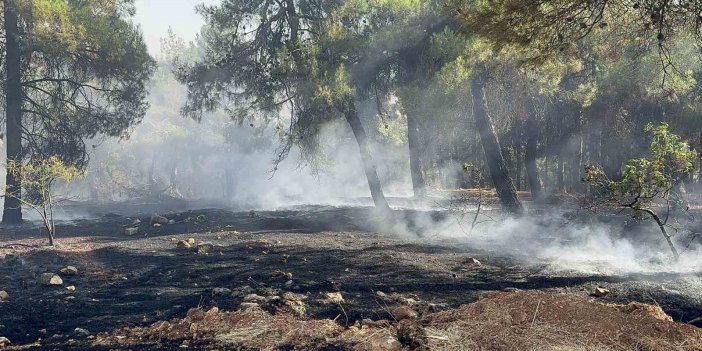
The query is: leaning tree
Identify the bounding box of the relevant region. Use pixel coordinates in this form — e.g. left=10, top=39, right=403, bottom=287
left=177, top=0, right=400, bottom=210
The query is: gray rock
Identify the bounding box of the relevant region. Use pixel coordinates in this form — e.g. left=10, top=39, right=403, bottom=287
left=124, top=227, right=139, bottom=236
left=239, top=302, right=260, bottom=311
left=73, top=328, right=90, bottom=337
left=60, top=266, right=79, bottom=276
left=150, top=213, right=169, bottom=225
left=197, top=243, right=215, bottom=255
left=212, top=287, right=232, bottom=296
left=39, top=273, right=63, bottom=286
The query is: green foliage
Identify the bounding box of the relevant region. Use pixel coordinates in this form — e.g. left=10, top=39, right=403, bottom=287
left=5, top=156, right=85, bottom=244
left=586, top=123, right=697, bottom=211
left=10, top=0, right=155, bottom=168
left=8, top=156, right=85, bottom=206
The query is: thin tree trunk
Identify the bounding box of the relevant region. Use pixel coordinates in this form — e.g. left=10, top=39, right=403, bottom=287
left=556, top=113, right=565, bottom=193
left=512, top=125, right=523, bottom=191
left=342, top=98, right=391, bottom=211
left=470, top=73, right=524, bottom=215
left=3, top=0, right=23, bottom=224
left=524, top=116, right=543, bottom=201
left=576, top=130, right=585, bottom=191
left=407, top=113, right=426, bottom=197
left=556, top=152, right=565, bottom=193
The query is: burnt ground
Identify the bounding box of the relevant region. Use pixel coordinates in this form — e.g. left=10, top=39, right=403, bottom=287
left=0, top=201, right=701, bottom=350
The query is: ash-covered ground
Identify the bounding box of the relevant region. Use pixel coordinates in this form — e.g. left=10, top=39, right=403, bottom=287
left=0, top=198, right=701, bottom=350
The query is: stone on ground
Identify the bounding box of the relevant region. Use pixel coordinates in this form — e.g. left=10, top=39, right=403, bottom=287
left=60, top=266, right=79, bottom=276
left=322, top=292, right=344, bottom=304
left=150, top=213, right=170, bottom=226
left=391, top=306, right=418, bottom=321
left=0, top=291, right=8, bottom=302
left=197, top=243, right=215, bottom=255
left=176, top=240, right=192, bottom=248
left=39, top=273, right=63, bottom=286
left=592, top=286, right=610, bottom=297
left=124, top=227, right=138, bottom=236
left=0, top=336, right=10, bottom=347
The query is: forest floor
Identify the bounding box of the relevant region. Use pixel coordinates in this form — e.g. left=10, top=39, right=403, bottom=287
left=0, top=198, right=701, bottom=350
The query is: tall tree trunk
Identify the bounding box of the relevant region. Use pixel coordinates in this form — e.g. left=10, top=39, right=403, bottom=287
left=556, top=111, right=565, bottom=193
left=556, top=151, right=565, bottom=193
left=3, top=0, right=23, bottom=224
left=512, top=125, right=523, bottom=191
left=407, top=113, right=426, bottom=197
left=470, top=74, right=524, bottom=215
left=342, top=98, right=390, bottom=211
left=524, top=116, right=543, bottom=201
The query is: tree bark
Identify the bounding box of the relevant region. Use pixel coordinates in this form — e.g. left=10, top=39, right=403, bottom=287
left=512, top=125, right=523, bottom=191
left=524, top=116, right=543, bottom=201
left=342, top=98, right=391, bottom=211
left=406, top=113, right=426, bottom=197
left=556, top=151, right=565, bottom=192
left=470, top=73, right=524, bottom=215
left=3, top=0, right=23, bottom=224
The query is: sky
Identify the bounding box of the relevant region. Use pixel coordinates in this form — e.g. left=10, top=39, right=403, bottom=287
left=134, top=0, right=217, bottom=56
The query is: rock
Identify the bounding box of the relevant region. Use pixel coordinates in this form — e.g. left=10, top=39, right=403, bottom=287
left=39, top=273, right=63, bottom=286
left=592, top=287, right=610, bottom=297
left=362, top=319, right=392, bottom=328
left=375, top=291, right=387, bottom=298
left=243, top=294, right=267, bottom=304
left=131, top=218, right=142, bottom=225
left=60, top=266, right=79, bottom=276
left=212, top=287, right=232, bottom=296
left=464, top=257, right=482, bottom=266
left=73, top=328, right=90, bottom=337
left=323, top=292, right=344, bottom=304
left=66, top=285, right=76, bottom=293
left=391, top=306, right=418, bottom=321
left=177, top=240, right=192, bottom=248
left=168, top=219, right=176, bottom=225
left=153, top=223, right=162, bottom=228
left=284, top=280, right=294, bottom=287
left=0, top=336, right=10, bottom=347
left=0, top=291, right=8, bottom=302
left=239, top=302, right=260, bottom=311
left=187, top=238, right=196, bottom=245
left=368, top=335, right=403, bottom=351
left=150, top=213, right=170, bottom=226
left=124, top=227, right=139, bottom=236
left=271, top=270, right=287, bottom=278
left=197, top=243, right=215, bottom=255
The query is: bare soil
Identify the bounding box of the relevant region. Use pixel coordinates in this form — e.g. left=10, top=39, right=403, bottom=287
left=0, top=203, right=700, bottom=350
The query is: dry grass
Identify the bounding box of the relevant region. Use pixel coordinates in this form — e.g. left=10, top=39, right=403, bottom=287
left=421, top=291, right=702, bottom=351
left=93, top=291, right=702, bottom=351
